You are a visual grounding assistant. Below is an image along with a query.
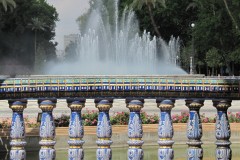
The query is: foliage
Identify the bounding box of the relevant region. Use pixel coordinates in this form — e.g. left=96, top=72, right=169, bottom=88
left=0, top=0, right=58, bottom=74
left=172, top=111, right=216, bottom=123
left=205, top=47, right=223, bottom=75
left=0, top=116, right=40, bottom=129
left=140, top=111, right=158, bottom=124
left=117, top=0, right=240, bottom=75
left=110, top=111, right=129, bottom=125
left=172, top=111, right=189, bottom=123
left=190, top=0, right=240, bottom=75
left=54, top=114, right=70, bottom=127
left=2, top=111, right=240, bottom=129
left=64, top=41, right=78, bottom=62
left=0, top=0, right=16, bottom=12
left=131, top=0, right=166, bottom=36
left=82, top=109, right=98, bottom=126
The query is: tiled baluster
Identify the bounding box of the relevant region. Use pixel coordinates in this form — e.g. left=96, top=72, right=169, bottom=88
left=95, top=99, right=113, bottom=160
left=9, top=100, right=27, bottom=160
left=213, top=100, right=232, bottom=160
left=156, top=99, right=175, bottom=160
left=185, top=100, right=204, bottom=160
left=38, top=99, right=57, bottom=160
left=67, top=98, right=86, bottom=160
left=126, top=99, right=144, bottom=160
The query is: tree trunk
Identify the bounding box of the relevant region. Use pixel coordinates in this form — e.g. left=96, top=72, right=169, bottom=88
left=34, top=30, right=37, bottom=73
left=223, top=0, right=240, bottom=35
left=147, top=4, right=161, bottom=37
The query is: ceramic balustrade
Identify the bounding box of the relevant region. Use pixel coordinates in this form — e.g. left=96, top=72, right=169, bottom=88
left=3, top=98, right=238, bottom=160
left=156, top=99, right=175, bottom=160
left=38, top=99, right=57, bottom=160
left=95, top=99, right=113, bottom=160
left=185, top=99, right=204, bottom=160
left=213, top=100, right=232, bottom=160
left=9, top=99, right=27, bottom=160
left=67, top=98, right=86, bottom=160
left=126, top=99, right=144, bottom=160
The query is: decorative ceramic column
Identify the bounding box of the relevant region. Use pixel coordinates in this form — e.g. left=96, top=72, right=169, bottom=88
left=95, top=99, right=113, bottom=160
left=9, top=99, right=27, bottom=160
left=213, top=100, right=232, bottom=160
left=185, top=99, right=204, bottom=160
left=156, top=99, right=175, bottom=160
left=38, top=99, right=57, bottom=160
left=67, top=98, right=86, bottom=160
left=126, top=99, right=144, bottom=160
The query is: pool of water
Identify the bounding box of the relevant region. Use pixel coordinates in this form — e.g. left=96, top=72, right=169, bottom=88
left=1, top=144, right=239, bottom=159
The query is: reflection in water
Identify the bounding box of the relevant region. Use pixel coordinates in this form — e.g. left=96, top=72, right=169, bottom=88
left=1, top=144, right=239, bottom=160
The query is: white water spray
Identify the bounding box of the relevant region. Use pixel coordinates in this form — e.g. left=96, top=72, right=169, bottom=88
left=46, top=0, right=186, bottom=75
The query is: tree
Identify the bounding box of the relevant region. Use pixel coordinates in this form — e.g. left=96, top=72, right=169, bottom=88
left=131, top=0, right=166, bottom=37
left=222, top=0, right=240, bottom=36
left=28, top=17, right=48, bottom=71
left=64, top=41, right=78, bottom=62
left=0, top=0, right=58, bottom=74
left=0, top=0, right=16, bottom=12
left=191, top=0, right=240, bottom=75
left=205, top=48, right=222, bottom=75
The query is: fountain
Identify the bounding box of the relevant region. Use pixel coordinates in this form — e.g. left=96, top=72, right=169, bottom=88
left=45, top=0, right=186, bottom=75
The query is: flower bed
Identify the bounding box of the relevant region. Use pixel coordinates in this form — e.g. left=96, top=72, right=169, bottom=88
left=1, top=111, right=240, bottom=129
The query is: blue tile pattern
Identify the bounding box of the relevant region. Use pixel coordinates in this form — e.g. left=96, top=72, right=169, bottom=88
left=0, top=76, right=239, bottom=99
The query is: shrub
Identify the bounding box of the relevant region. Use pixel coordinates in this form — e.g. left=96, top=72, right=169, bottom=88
left=141, top=111, right=158, bottom=124
left=54, top=114, right=70, bottom=127
left=172, top=111, right=189, bottom=123
left=1, top=111, right=240, bottom=128
left=82, top=109, right=98, bottom=126
left=110, top=112, right=129, bottom=125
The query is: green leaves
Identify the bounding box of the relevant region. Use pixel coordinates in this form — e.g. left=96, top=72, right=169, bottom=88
left=131, top=0, right=166, bottom=10
left=0, top=0, right=16, bottom=12
left=205, top=47, right=222, bottom=68
left=0, top=0, right=58, bottom=74
left=28, top=17, right=47, bottom=31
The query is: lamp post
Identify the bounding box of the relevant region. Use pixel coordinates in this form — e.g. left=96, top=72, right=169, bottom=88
left=190, top=23, right=195, bottom=75
left=175, top=55, right=179, bottom=66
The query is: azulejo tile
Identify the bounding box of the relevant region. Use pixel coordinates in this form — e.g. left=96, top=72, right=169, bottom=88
left=0, top=76, right=239, bottom=99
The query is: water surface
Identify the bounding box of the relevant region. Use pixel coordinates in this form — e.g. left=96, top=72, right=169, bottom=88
left=2, top=144, right=239, bottom=159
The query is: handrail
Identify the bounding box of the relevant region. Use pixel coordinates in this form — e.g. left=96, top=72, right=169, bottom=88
left=0, top=75, right=239, bottom=159
left=0, top=75, right=239, bottom=100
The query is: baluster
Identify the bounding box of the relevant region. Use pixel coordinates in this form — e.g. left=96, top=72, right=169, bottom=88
left=9, top=99, right=27, bottom=160
left=95, top=99, right=113, bottom=160
left=213, top=100, right=232, bottom=160
left=126, top=99, right=144, bottom=160
left=38, top=99, right=57, bottom=160
left=67, top=98, right=86, bottom=160
left=156, top=99, right=175, bottom=160
left=185, top=99, right=204, bottom=160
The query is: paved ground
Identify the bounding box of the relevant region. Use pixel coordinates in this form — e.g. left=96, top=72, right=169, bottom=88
left=0, top=99, right=239, bottom=119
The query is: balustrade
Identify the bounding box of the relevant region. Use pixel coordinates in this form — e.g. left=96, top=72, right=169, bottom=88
left=185, top=99, right=204, bottom=160
left=1, top=98, right=239, bottom=159
left=95, top=99, right=113, bottom=160
left=38, top=99, right=57, bottom=160
left=9, top=99, right=27, bottom=160
left=213, top=100, right=232, bottom=160
left=126, top=99, right=144, bottom=160
left=67, top=98, right=86, bottom=160
left=156, top=99, right=175, bottom=160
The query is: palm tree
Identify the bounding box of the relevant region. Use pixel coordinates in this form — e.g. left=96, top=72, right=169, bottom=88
left=131, top=0, right=166, bottom=37
left=28, top=18, right=48, bottom=72
left=0, top=0, right=16, bottom=12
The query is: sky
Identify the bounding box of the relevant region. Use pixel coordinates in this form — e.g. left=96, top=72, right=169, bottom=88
left=46, top=0, right=89, bottom=50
